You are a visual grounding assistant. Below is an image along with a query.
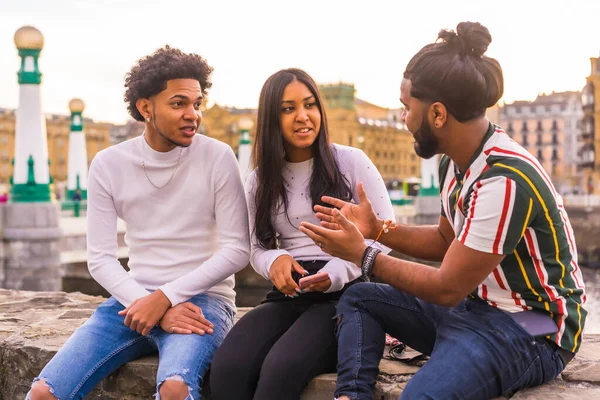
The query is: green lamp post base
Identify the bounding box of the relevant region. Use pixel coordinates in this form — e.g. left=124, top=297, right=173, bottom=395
left=11, top=182, right=51, bottom=202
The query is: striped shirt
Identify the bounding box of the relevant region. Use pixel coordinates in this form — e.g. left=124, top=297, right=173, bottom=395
left=439, top=123, right=587, bottom=353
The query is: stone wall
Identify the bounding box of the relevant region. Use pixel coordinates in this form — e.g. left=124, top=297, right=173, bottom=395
left=565, top=205, right=600, bottom=267
left=1, top=289, right=600, bottom=399
left=1, top=203, right=61, bottom=291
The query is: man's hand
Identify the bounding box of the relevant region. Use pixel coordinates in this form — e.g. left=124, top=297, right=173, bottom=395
left=300, top=209, right=367, bottom=266
left=314, top=182, right=381, bottom=240
left=269, top=255, right=308, bottom=296
left=159, top=302, right=214, bottom=335
left=118, top=289, right=171, bottom=336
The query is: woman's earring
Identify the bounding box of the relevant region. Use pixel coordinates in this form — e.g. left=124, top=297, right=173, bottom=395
left=146, top=117, right=151, bottom=123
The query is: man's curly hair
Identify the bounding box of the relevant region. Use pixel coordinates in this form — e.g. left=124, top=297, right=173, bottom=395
left=124, top=45, right=213, bottom=121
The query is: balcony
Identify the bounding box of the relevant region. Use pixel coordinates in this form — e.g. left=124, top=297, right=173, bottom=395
left=581, top=117, right=595, bottom=140
left=577, top=143, right=595, bottom=169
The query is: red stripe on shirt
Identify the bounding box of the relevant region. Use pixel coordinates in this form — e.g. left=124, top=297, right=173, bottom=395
left=493, top=269, right=507, bottom=290
left=460, top=181, right=482, bottom=244
left=493, top=179, right=512, bottom=254
left=484, top=146, right=556, bottom=197
left=524, top=230, right=557, bottom=302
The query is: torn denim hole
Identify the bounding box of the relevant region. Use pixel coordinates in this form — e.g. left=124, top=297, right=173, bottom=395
left=155, top=370, right=195, bottom=400
left=27, top=378, right=59, bottom=400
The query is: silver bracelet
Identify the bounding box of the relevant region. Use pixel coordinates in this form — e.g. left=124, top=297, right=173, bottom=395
left=361, top=247, right=381, bottom=282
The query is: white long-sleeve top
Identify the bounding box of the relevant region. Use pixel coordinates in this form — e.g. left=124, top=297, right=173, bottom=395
left=86, top=134, right=250, bottom=310
left=245, top=144, right=395, bottom=292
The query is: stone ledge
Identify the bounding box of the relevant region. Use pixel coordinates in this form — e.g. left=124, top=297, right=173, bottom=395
left=1, top=289, right=599, bottom=399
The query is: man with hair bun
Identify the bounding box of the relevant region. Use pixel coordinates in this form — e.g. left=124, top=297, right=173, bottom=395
left=300, top=22, right=587, bottom=399
left=27, top=46, right=250, bottom=400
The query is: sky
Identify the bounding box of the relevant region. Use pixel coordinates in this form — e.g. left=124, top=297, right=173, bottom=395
left=0, top=0, right=599, bottom=124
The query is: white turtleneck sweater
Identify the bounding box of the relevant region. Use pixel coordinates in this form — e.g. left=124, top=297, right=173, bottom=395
left=246, top=144, right=395, bottom=292
left=86, top=134, right=250, bottom=310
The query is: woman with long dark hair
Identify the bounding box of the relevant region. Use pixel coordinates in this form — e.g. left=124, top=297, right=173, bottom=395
left=209, top=68, right=395, bottom=399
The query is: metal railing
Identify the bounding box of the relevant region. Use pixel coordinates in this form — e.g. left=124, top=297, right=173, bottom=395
left=563, top=194, right=600, bottom=208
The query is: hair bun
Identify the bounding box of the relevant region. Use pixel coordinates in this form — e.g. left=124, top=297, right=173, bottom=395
left=438, top=21, right=492, bottom=57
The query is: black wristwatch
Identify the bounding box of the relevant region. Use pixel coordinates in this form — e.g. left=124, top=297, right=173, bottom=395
left=360, top=247, right=381, bottom=282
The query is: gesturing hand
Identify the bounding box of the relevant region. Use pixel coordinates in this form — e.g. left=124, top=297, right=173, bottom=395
left=300, top=208, right=367, bottom=267
left=159, top=302, right=214, bottom=335
left=314, top=182, right=380, bottom=240
left=269, top=255, right=308, bottom=296
left=118, top=289, right=171, bottom=336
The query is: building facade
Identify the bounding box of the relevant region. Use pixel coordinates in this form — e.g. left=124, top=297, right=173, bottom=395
left=0, top=109, right=16, bottom=186
left=201, top=83, right=419, bottom=183
left=499, top=91, right=583, bottom=194
left=580, top=56, right=600, bottom=194
left=0, top=108, right=111, bottom=187
left=200, top=105, right=256, bottom=157
left=110, top=120, right=144, bottom=146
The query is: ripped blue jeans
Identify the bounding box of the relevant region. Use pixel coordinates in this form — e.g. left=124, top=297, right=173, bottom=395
left=334, top=283, right=565, bottom=400
left=27, top=294, right=234, bottom=400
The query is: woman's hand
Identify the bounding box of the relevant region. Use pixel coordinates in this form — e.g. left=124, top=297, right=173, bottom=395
left=269, top=255, right=308, bottom=296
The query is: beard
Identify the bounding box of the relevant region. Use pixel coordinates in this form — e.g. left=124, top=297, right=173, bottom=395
left=152, top=111, right=193, bottom=148
left=412, top=115, right=439, bottom=159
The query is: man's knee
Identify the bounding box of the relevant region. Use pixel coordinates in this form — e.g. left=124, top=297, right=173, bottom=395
left=338, top=282, right=374, bottom=311
left=158, top=377, right=190, bottom=400
left=28, top=379, right=58, bottom=400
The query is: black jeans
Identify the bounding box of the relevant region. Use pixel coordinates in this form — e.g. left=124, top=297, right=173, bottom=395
left=210, top=260, right=351, bottom=400
left=209, top=300, right=338, bottom=400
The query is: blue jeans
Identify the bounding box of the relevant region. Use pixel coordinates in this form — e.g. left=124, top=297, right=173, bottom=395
left=27, top=294, right=234, bottom=400
left=334, top=283, right=565, bottom=400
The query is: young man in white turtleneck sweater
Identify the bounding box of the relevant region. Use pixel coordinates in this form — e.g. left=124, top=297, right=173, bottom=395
left=28, top=47, right=250, bottom=400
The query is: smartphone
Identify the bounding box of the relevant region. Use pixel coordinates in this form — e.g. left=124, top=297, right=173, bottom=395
left=299, top=272, right=330, bottom=289
left=507, top=310, right=558, bottom=337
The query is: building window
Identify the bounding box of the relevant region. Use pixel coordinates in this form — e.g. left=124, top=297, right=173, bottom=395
left=521, top=121, right=529, bottom=133
left=536, top=121, right=543, bottom=132
left=1, top=135, right=7, bottom=145
left=536, top=134, right=543, bottom=146
left=522, top=134, right=529, bottom=146
left=552, top=149, right=558, bottom=161
left=537, top=149, right=544, bottom=161
left=551, top=120, right=558, bottom=131
left=507, top=122, right=514, bottom=134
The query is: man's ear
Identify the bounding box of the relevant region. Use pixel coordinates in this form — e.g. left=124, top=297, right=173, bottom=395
left=431, top=102, right=447, bottom=128
left=136, top=98, right=152, bottom=121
